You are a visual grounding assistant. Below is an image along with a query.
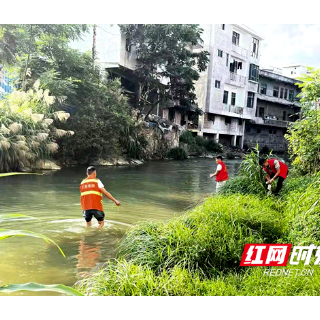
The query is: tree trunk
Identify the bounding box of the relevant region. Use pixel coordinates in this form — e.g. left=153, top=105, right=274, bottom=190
left=22, top=25, right=33, bottom=91
left=92, top=24, right=97, bottom=62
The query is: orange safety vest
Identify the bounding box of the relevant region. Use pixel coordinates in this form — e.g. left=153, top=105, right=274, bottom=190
left=80, top=178, right=103, bottom=211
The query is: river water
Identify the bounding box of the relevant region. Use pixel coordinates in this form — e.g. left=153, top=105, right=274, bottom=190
left=0, top=158, right=241, bottom=294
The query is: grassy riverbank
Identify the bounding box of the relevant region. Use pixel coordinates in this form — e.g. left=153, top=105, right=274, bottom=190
left=76, top=171, right=320, bottom=296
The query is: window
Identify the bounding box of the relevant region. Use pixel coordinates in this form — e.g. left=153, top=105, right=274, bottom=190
left=257, top=128, right=261, bottom=133
left=273, top=86, right=279, bottom=97
left=239, top=119, right=243, bottom=125
left=284, top=89, right=288, bottom=100
left=208, top=114, right=215, bottom=122
left=283, top=111, right=287, bottom=121
left=225, top=116, right=231, bottom=125
left=221, top=24, right=225, bottom=30
left=260, top=83, right=267, bottom=94
left=223, top=90, right=229, bottom=104
left=259, top=107, right=265, bottom=118
left=247, top=92, right=254, bottom=108
left=231, top=93, right=236, bottom=106
left=217, top=49, right=223, bottom=58
left=280, top=88, right=284, bottom=99
left=226, top=53, right=229, bottom=67
left=269, top=129, right=273, bottom=134
left=252, top=38, right=259, bottom=58
left=232, top=31, right=240, bottom=45
left=273, top=130, right=277, bottom=134
left=169, top=109, right=175, bottom=122
left=289, top=89, right=294, bottom=101
left=215, top=80, right=221, bottom=89
left=125, top=38, right=131, bottom=52
left=249, top=64, right=259, bottom=82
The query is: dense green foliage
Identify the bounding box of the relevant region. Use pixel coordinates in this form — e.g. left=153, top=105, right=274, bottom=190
left=179, top=130, right=222, bottom=156
left=0, top=82, right=72, bottom=172
left=167, top=147, right=188, bottom=160
left=285, top=67, right=320, bottom=174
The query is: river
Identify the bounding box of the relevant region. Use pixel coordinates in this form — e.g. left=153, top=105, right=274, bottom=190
left=0, top=158, right=241, bottom=294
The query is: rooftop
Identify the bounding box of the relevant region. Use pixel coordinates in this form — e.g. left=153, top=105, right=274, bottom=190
left=259, top=69, right=302, bottom=85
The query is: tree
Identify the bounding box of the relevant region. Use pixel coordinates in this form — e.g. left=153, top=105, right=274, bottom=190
left=0, top=24, right=89, bottom=90
left=285, top=67, right=320, bottom=174
left=119, top=24, right=210, bottom=120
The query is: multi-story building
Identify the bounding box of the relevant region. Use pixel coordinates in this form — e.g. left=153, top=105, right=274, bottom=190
left=282, top=65, right=311, bottom=79
left=193, top=24, right=263, bottom=148
left=244, top=69, right=301, bottom=152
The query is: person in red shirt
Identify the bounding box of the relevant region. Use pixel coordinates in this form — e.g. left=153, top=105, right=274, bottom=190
left=80, top=166, right=121, bottom=228
left=259, top=158, right=288, bottom=195
left=210, top=156, right=229, bottom=191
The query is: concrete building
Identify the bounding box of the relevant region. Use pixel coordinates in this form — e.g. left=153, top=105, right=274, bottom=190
left=244, top=69, right=301, bottom=152
left=193, top=24, right=263, bottom=148
left=282, top=65, right=311, bottom=79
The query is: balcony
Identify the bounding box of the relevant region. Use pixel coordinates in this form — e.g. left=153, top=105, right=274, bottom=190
left=257, top=93, right=301, bottom=107
left=231, top=43, right=249, bottom=58
left=264, top=119, right=289, bottom=128
left=250, top=117, right=290, bottom=128
left=223, top=104, right=243, bottom=115
left=228, top=72, right=246, bottom=87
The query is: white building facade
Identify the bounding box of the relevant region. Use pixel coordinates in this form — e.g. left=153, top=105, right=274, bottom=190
left=194, top=24, right=263, bottom=148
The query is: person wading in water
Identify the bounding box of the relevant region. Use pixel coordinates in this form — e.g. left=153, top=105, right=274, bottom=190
left=259, top=158, right=288, bottom=196
left=80, top=166, right=121, bottom=228
left=210, top=156, right=229, bottom=191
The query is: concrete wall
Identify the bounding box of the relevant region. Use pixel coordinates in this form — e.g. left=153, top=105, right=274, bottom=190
left=244, top=123, right=288, bottom=152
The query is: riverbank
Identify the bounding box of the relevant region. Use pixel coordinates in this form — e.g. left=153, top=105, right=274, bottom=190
left=76, top=170, right=320, bottom=296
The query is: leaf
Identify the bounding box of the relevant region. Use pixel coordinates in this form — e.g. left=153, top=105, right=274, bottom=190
left=0, top=229, right=65, bottom=258
left=0, top=282, right=83, bottom=296
left=0, top=172, right=43, bottom=177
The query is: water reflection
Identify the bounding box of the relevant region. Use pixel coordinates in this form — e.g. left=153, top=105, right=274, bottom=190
left=76, top=237, right=101, bottom=276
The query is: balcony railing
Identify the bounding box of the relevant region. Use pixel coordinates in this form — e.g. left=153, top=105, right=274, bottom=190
left=231, top=43, right=249, bottom=58
left=264, top=119, right=289, bottom=128
left=223, top=104, right=243, bottom=115
left=229, top=72, right=246, bottom=85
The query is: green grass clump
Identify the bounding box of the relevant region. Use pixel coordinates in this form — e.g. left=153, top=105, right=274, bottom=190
left=77, top=260, right=320, bottom=296
left=117, top=194, right=286, bottom=275
left=167, top=147, right=188, bottom=160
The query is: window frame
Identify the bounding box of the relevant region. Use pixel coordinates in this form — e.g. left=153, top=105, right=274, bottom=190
left=247, top=92, right=255, bottom=108
left=288, top=89, right=294, bottom=101
left=284, top=88, right=288, bottom=100
left=260, top=83, right=267, bottom=95
left=249, top=64, right=259, bottom=82
left=273, top=86, right=279, bottom=98
left=223, top=90, right=229, bottom=104
left=215, top=80, right=221, bottom=89
left=221, top=24, right=225, bottom=30
left=231, top=92, right=236, bottom=106
left=225, top=116, right=231, bottom=125
left=280, top=87, right=284, bottom=99
left=217, top=49, right=223, bottom=58
left=232, top=31, right=240, bottom=46
left=226, top=53, right=229, bottom=67
left=251, top=38, right=259, bottom=58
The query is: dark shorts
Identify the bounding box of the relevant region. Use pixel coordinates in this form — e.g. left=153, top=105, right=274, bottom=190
left=82, top=210, right=105, bottom=222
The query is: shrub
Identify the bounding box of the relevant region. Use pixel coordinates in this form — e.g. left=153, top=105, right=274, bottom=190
left=226, top=152, right=235, bottom=159
left=0, top=82, right=72, bottom=172
left=167, top=147, right=188, bottom=160
left=179, top=130, right=196, bottom=145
